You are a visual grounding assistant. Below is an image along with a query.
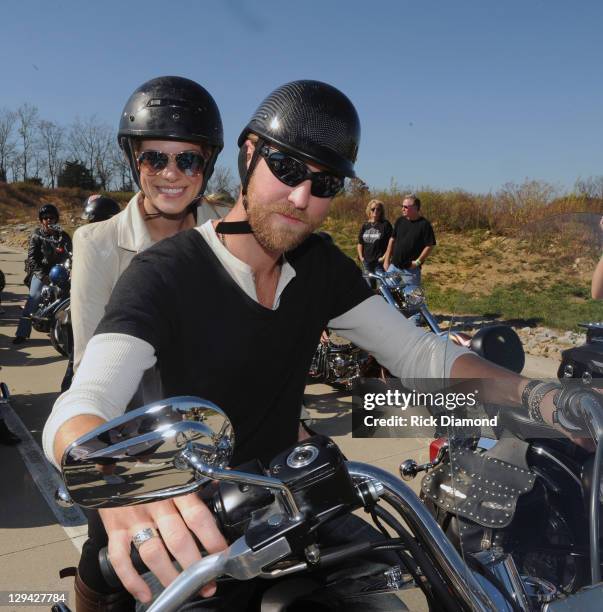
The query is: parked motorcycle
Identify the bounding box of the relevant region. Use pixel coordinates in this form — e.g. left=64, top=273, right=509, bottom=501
left=30, top=254, right=72, bottom=356
left=365, top=269, right=440, bottom=331
left=54, top=395, right=603, bottom=611
left=307, top=331, right=372, bottom=390
left=308, top=268, right=524, bottom=391
left=557, top=213, right=603, bottom=386
left=399, top=212, right=603, bottom=599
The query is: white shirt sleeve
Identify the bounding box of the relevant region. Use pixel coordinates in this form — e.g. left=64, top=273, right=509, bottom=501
left=71, top=226, right=118, bottom=371
left=327, top=295, right=469, bottom=386
left=42, top=333, right=157, bottom=468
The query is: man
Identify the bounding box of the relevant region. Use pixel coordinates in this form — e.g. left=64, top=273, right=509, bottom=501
left=43, top=80, right=563, bottom=608
left=382, top=194, right=435, bottom=325
left=13, top=203, right=72, bottom=345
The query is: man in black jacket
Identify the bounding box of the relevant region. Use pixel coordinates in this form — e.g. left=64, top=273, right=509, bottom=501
left=13, top=203, right=72, bottom=345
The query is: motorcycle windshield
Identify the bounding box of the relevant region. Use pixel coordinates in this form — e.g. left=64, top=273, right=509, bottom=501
left=431, top=211, right=603, bottom=602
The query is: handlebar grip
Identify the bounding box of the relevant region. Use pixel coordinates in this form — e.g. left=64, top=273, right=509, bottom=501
left=555, top=386, right=603, bottom=437
left=98, top=544, right=153, bottom=589
left=99, top=530, right=212, bottom=589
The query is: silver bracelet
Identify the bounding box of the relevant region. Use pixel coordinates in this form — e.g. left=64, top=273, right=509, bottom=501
left=527, top=382, right=560, bottom=424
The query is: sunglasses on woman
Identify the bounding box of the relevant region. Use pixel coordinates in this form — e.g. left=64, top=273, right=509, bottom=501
left=259, top=145, right=344, bottom=198
left=137, top=150, right=207, bottom=177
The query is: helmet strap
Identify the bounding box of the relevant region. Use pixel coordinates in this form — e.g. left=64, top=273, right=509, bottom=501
left=215, top=220, right=253, bottom=234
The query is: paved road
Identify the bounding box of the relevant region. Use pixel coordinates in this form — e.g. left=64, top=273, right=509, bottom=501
left=0, top=245, right=560, bottom=611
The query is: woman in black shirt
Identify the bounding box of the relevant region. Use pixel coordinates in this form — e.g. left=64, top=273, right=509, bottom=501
left=357, top=199, right=392, bottom=286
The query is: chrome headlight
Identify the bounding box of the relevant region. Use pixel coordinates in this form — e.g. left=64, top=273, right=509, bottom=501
left=403, top=286, right=425, bottom=306
left=385, top=272, right=402, bottom=287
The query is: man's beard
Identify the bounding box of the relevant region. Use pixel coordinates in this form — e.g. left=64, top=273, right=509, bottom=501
left=245, top=195, right=321, bottom=252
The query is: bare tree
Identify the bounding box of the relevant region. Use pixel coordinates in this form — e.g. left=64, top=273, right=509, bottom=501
left=69, top=115, right=113, bottom=188
left=575, top=176, right=603, bottom=200
left=109, top=143, right=133, bottom=191
left=94, top=128, right=116, bottom=190
left=207, top=165, right=237, bottom=198
left=38, top=120, right=64, bottom=188
left=16, top=103, right=39, bottom=180
left=8, top=155, right=23, bottom=182
left=0, top=108, right=16, bottom=182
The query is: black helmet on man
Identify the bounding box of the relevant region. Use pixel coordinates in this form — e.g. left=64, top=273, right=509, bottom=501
left=82, top=195, right=121, bottom=223
left=117, top=76, right=224, bottom=196
left=237, top=80, right=361, bottom=194
left=39, top=203, right=59, bottom=222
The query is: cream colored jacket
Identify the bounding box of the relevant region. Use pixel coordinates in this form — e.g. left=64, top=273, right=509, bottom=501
left=71, top=193, right=228, bottom=378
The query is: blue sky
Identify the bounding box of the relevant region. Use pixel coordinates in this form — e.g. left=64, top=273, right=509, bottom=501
left=2, top=0, right=602, bottom=192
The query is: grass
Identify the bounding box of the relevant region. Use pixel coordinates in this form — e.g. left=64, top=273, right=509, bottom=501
left=424, top=279, right=603, bottom=330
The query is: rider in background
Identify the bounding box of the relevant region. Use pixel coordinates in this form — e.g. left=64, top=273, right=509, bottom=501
left=81, top=194, right=121, bottom=224
left=13, top=203, right=71, bottom=345
left=357, top=198, right=392, bottom=288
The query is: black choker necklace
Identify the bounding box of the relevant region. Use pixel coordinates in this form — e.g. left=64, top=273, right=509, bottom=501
left=215, top=221, right=253, bottom=234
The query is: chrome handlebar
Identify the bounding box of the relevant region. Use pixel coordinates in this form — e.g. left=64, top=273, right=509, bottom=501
left=146, top=462, right=512, bottom=612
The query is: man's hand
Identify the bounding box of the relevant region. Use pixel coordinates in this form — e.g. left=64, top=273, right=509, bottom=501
left=101, top=492, right=227, bottom=604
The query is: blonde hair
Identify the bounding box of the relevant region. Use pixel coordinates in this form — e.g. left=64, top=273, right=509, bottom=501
left=366, top=199, right=385, bottom=219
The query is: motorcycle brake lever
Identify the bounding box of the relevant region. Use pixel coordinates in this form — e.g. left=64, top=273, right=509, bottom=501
left=147, top=536, right=291, bottom=612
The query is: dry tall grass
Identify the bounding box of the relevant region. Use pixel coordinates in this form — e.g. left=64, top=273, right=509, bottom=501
left=331, top=179, right=603, bottom=235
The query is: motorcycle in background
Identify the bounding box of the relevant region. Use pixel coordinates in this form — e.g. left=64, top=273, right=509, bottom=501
left=307, top=331, right=372, bottom=390
left=29, top=253, right=72, bottom=356
left=308, top=268, right=524, bottom=390
left=557, top=213, right=603, bottom=385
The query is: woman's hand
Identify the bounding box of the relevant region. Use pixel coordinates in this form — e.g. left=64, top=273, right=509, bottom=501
left=100, top=492, right=227, bottom=603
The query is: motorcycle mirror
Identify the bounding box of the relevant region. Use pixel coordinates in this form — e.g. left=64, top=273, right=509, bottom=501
left=61, top=396, right=235, bottom=508
left=469, top=324, right=526, bottom=373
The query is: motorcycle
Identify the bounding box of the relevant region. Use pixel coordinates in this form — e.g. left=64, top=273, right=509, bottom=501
left=557, top=213, right=603, bottom=385
left=307, top=331, right=372, bottom=390
left=54, top=395, right=603, bottom=612
left=307, top=268, right=524, bottom=391
left=365, top=269, right=440, bottom=332
left=399, top=212, right=603, bottom=599
left=30, top=254, right=72, bottom=356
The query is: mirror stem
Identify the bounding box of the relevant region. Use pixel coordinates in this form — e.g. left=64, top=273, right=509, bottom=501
left=181, top=448, right=302, bottom=519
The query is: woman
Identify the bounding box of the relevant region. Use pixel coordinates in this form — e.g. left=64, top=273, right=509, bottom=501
left=68, top=75, right=227, bottom=611
left=357, top=199, right=392, bottom=286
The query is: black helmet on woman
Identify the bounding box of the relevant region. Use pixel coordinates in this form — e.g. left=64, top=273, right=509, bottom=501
left=38, top=203, right=59, bottom=222
left=82, top=195, right=121, bottom=223
left=117, top=76, right=224, bottom=197
left=237, top=80, right=361, bottom=195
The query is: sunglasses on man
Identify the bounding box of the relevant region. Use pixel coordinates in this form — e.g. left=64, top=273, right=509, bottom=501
left=137, top=150, right=208, bottom=177
left=259, top=145, right=344, bottom=198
